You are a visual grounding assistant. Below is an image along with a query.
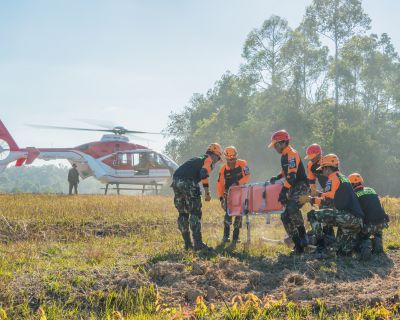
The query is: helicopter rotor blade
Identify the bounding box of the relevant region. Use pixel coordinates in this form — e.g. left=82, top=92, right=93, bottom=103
left=126, top=130, right=161, bottom=135
left=126, top=133, right=156, bottom=143
left=74, top=118, right=116, bottom=130
left=27, top=124, right=113, bottom=133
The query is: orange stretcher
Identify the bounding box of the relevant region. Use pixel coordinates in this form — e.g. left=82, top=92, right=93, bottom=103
left=227, top=182, right=285, bottom=243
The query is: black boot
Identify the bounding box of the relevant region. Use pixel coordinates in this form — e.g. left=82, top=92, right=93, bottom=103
left=232, top=228, right=240, bottom=243
left=297, top=226, right=308, bottom=249
left=372, top=236, right=384, bottom=254
left=292, top=235, right=304, bottom=254
left=222, top=225, right=231, bottom=243
left=315, top=238, right=327, bottom=258
left=360, top=238, right=372, bottom=260
left=182, top=232, right=193, bottom=250
left=193, top=228, right=212, bottom=252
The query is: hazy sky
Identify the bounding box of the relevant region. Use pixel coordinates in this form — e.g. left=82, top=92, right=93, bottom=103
left=1, top=0, right=399, bottom=158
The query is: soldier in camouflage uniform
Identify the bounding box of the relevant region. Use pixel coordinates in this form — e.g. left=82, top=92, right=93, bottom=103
left=172, top=143, right=222, bottom=251
left=268, top=130, right=309, bottom=254
left=348, top=173, right=390, bottom=258
left=306, top=154, right=364, bottom=256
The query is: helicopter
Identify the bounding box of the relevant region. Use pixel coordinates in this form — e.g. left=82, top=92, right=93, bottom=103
left=0, top=119, right=178, bottom=194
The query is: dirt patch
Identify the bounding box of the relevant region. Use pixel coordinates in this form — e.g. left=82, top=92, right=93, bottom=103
left=148, top=250, right=400, bottom=309
left=2, top=250, right=400, bottom=312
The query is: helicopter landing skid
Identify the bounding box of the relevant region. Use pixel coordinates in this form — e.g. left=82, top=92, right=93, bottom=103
left=102, top=183, right=162, bottom=195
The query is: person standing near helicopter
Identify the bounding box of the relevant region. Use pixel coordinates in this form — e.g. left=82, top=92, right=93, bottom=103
left=171, top=143, right=223, bottom=251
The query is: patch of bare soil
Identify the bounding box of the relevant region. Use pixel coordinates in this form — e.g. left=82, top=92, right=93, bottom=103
left=148, top=250, right=400, bottom=310
left=2, top=250, right=399, bottom=313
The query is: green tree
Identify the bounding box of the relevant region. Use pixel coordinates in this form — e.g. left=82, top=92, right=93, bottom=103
left=304, top=0, right=371, bottom=148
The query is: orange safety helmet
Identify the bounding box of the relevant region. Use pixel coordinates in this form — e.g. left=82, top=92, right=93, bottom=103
left=224, top=146, right=238, bottom=160
left=348, top=173, right=364, bottom=185
left=317, top=153, right=340, bottom=170
left=268, top=130, right=290, bottom=148
left=207, top=143, right=223, bottom=158
left=304, top=144, right=322, bottom=160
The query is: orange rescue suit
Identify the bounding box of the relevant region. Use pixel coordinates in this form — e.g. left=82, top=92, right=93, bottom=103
left=217, top=159, right=250, bottom=199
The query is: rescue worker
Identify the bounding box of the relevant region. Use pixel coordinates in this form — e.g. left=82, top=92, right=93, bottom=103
left=68, top=163, right=79, bottom=195
left=306, top=154, right=364, bottom=256
left=305, top=144, right=328, bottom=196
left=268, top=130, right=309, bottom=253
left=217, top=146, right=250, bottom=243
left=304, top=144, right=334, bottom=243
left=348, top=173, right=389, bottom=256
left=171, top=143, right=222, bottom=251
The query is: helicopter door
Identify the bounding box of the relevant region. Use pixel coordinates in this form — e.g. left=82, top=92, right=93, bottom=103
left=114, top=152, right=135, bottom=176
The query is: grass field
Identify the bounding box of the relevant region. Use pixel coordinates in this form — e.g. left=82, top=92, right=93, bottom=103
left=0, top=194, right=399, bottom=319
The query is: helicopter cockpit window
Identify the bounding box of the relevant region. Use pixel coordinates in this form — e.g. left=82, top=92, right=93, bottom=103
left=133, top=152, right=168, bottom=175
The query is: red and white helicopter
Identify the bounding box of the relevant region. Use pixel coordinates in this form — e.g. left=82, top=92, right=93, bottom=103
left=0, top=120, right=178, bottom=194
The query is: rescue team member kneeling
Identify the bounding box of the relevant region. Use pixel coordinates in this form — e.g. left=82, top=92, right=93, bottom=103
left=304, top=143, right=334, bottom=243
left=307, top=154, right=364, bottom=256
left=172, top=143, right=222, bottom=251
left=348, top=173, right=389, bottom=255
left=217, top=146, right=250, bottom=243
left=268, top=130, right=309, bottom=254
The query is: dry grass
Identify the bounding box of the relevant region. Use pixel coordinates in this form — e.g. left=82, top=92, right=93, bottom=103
left=0, top=193, right=399, bottom=319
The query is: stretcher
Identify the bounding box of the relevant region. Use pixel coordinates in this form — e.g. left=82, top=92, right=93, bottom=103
left=227, top=182, right=285, bottom=243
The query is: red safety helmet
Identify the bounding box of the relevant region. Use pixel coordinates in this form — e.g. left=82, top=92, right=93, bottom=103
left=304, top=144, right=322, bottom=160
left=268, top=130, right=290, bottom=148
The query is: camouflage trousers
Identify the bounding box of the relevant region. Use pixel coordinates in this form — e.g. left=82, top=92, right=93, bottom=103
left=308, top=208, right=363, bottom=255
left=281, top=182, right=309, bottom=240
left=172, top=179, right=202, bottom=237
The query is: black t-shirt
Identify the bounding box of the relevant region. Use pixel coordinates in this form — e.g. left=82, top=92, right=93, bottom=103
left=354, top=186, right=388, bottom=225
left=173, top=156, right=211, bottom=184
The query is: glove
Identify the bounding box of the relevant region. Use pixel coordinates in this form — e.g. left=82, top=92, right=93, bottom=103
left=269, top=176, right=279, bottom=184
left=205, top=192, right=211, bottom=202
left=298, top=195, right=310, bottom=206
left=278, top=187, right=288, bottom=205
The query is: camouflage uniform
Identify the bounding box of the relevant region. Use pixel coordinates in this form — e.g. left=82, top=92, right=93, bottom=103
left=308, top=170, right=365, bottom=256
left=308, top=209, right=362, bottom=255
left=172, top=154, right=216, bottom=250
left=281, top=181, right=309, bottom=241
left=172, top=179, right=202, bottom=246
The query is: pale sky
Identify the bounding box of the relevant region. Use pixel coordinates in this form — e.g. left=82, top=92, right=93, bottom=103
left=0, top=0, right=399, bottom=160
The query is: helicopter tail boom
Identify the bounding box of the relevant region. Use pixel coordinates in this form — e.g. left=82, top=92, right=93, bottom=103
left=0, top=120, right=20, bottom=151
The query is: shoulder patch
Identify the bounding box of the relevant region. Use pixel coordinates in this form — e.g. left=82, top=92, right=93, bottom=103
left=325, top=180, right=332, bottom=192
left=289, top=157, right=296, bottom=169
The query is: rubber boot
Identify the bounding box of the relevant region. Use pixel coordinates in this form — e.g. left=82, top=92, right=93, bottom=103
left=232, top=228, right=241, bottom=243
left=360, top=238, right=372, bottom=260
left=182, top=232, right=193, bottom=250
left=372, top=236, right=384, bottom=254
left=193, top=228, right=212, bottom=252
left=222, top=225, right=231, bottom=243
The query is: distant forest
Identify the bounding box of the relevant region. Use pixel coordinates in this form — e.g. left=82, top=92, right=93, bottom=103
left=165, top=0, right=400, bottom=196
left=0, top=165, right=103, bottom=194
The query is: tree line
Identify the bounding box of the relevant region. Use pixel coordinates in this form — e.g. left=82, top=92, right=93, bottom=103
left=164, top=0, right=400, bottom=196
